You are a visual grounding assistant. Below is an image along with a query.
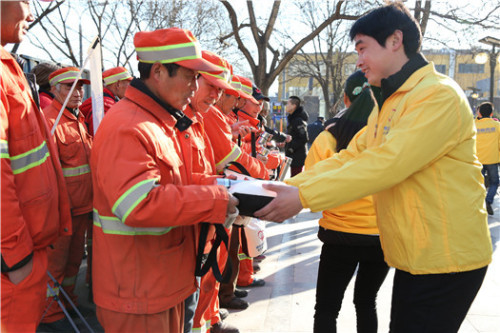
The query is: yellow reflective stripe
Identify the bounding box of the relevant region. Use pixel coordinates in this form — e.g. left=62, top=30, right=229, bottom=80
left=0, top=140, right=9, bottom=158
left=9, top=141, right=50, bottom=175
left=200, top=64, right=231, bottom=82
left=62, top=164, right=90, bottom=177
left=62, top=275, right=77, bottom=287
left=240, top=82, right=252, bottom=95
left=231, top=79, right=241, bottom=91
left=47, top=286, right=59, bottom=298
left=238, top=253, right=252, bottom=261
left=93, top=209, right=173, bottom=236
left=192, top=319, right=211, bottom=333
left=136, top=42, right=201, bottom=64
left=49, top=70, right=80, bottom=86
left=215, top=146, right=242, bottom=172
left=112, top=178, right=158, bottom=223
left=103, top=71, right=132, bottom=85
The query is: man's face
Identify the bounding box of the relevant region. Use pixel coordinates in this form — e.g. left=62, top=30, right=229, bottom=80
left=285, top=100, right=297, bottom=114
left=235, top=97, right=246, bottom=110
left=354, top=33, right=393, bottom=86
left=191, top=76, right=223, bottom=113
left=115, top=79, right=130, bottom=99
left=0, top=1, right=34, bottom=46
left=242, top=99, right=262, bottom=118
left=217, top=93, right=238, bottom=115
left=53, top=82, right=84, bottom=109
left=157, top=65, right=198, bottom=110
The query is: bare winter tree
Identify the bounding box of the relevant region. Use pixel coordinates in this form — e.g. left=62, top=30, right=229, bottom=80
left=219, top=0, right=359, bottom=95
left=25, top=0, right=230, bottom=74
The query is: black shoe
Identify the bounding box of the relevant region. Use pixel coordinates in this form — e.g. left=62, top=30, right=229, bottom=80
left=211, top=321, right=240, bottom=333
left=247, top=278, right=265, bottom=287
left=37, top=317, right=75, bottom=332
left=220, top=297, right=249, bottom=310
left=219, top=308, right=229, bottom=321
left=234, top=288, right=248, bottom=298
left=486, top=202, right=494, bottom=215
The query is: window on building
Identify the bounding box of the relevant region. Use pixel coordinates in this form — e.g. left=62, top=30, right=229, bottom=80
left=458, top=63, right=485, bottom=74
left=435, top=64, right=446, bottom=74
left=344, top=64, right=357, bottom=76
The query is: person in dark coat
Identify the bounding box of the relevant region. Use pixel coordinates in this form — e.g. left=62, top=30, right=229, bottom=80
left=285, top=96, right=309, bottom=176
left=307, top=116, right=325, bottom=148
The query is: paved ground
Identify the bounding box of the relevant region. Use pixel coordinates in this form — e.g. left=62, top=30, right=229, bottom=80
left=46, top=200, right=500, bottom=333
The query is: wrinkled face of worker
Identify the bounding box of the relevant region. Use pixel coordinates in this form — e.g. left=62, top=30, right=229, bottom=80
left=158, top=65, right=198, bottom=110
left=218, top=93, right=238, bottom=115
left=0, top=1, right=34, bottom=45
left=53, top=82, right=85, bottom=110
left=354, top=33, right=393, bottom=87
left=115, top=79, right=130, bottom=99
left=242, top=99, right=263, bottom=118
left=191, top=76, right=223, bottom=113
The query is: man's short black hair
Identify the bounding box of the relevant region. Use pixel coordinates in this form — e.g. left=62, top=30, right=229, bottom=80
left=349, top=2, right=422, bottom=57
left=138, top=62, right=180, bottom=80
left=479, top=102, right=494, bottom=118
left=289, top=96, right=301, bottom=107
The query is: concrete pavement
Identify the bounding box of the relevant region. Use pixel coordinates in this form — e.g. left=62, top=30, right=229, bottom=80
left=47, top=203, right=500, bottom=333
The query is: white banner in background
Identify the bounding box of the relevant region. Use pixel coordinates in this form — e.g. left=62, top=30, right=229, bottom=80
left=88, top=38, right=103, bottom=135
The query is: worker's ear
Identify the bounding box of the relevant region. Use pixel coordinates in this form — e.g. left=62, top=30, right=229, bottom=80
left=150, top=62, right=164, bottom=83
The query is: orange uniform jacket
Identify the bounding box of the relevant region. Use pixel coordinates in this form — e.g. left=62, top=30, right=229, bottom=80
left=1, top=47, right=72, bottom=268
left=237, top=111, right=282, bottom=171
left=204, top=105, right=269, bottom=179
left=91, top=82, right=228, bottom=314
left=43, top=100, right=93, bottom=216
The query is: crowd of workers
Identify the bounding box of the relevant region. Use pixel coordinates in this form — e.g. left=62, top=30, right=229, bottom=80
left=1, top=1, right=495, bottom=333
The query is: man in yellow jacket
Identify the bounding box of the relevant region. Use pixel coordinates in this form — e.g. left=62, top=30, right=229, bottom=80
left=256, top=3, right=492, bottom=333
left=475, top=102, right=499, bottom=215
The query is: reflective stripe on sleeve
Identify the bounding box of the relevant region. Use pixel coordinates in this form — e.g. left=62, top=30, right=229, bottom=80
left=215, top=145, right=242, bottom=172
left=93, top=209, right=173, bottom=236
left=136, top=42, right=200, bottom=64
left=62, top=164, right=91, bottom=177
left=112, top=178, right=159, bottom=223
left=238, top=253, right=252, bottom=261
left=0, top=140, right=9, bottom=158
left=8, top=141, right=50, bottom=175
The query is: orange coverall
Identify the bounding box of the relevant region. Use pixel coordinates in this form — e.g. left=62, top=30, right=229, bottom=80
left=91, top=82, right=228, bottom=332
left=42, top=99, right=93, bottom=323
left=1, top=46, right=72, bottom=332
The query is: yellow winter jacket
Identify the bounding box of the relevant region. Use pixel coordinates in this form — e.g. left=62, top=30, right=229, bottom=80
left=288, top=63, right=492, bottom=274
left=475, top=117, right=500, bottom=165
left=305, top=130, right=378, bottom=234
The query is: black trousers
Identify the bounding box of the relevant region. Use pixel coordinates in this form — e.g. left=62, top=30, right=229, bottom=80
left=390, top=266, right=488, bottom=333
left=314, top=231, right=389, bottom=333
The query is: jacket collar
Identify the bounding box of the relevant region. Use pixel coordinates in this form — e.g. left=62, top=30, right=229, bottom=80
left=380, top=53, right=428, bottom=105
left=127, top=78, right=192, bottom=131
left=51, top=98, right=81, bottom=120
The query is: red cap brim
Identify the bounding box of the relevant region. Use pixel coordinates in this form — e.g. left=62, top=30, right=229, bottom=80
left=59, top=78, right=91, bottom=85
left=176, top=58, right=223, bottom=73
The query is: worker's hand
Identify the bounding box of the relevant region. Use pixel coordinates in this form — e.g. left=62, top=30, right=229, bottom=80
left=231, top=120, right=252, bottom=138
left=227, top=192, right=239, bottom=215
left=285, top=134, right=292, bottom=143
left=224, top=193, right=240, bottom=228
left=254, top=183, right=303, bottom=222
left=256, top=154, right=268, bottom=164
left=7, top=257, right=33, bottom=285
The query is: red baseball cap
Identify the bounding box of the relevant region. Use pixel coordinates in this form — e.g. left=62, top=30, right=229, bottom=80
left=199, top=51, right=238, bottom=95
left=102, top=66, right=132, bottom=85
left=134, top=28, right=222, bottom=73
left=48, top=67, right=90, bottom=86
left=234, top=75, right=258, bottom=104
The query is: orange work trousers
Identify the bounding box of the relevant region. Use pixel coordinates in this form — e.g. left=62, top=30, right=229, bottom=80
left=1, top=249, right=48, bottom=332
left=193, top=242, right=228, bottom=331
left=42, top=213, right=90, bottom=323
left=236, top=246, right=254, bottom=287
left=96, top=303, right=184, bottom=333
